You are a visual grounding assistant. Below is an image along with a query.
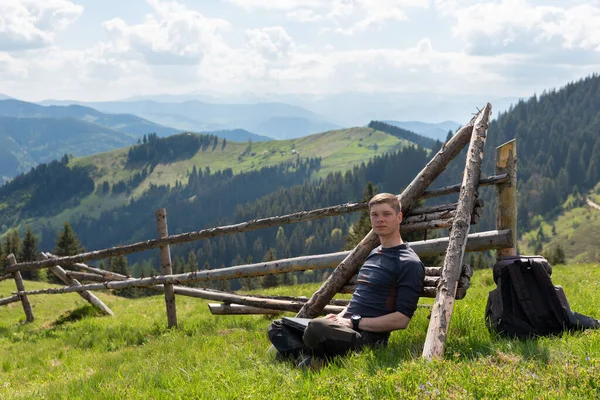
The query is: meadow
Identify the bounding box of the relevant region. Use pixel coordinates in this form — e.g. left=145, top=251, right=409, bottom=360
left=1, top=263, right=599, bottom=399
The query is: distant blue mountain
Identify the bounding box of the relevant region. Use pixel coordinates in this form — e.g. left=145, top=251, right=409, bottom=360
left=254, top=116, right=340, bottom=139
left=0, top=99, right=180, bottom=137
left=38, top=98, right=339, bottom=138
left=382, top=120, right=461, bottom=142
left=0, top=116, right=136, bottom=183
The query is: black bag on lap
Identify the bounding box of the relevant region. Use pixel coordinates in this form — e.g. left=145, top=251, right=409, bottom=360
left=485, top=255, right=600, bottom=339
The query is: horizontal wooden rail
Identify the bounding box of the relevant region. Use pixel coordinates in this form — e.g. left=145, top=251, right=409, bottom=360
left=13, top=229, right=507, bottom=297
left=0, top=273, right=13, bottom=282
left=7, top=174, right=506, bottom=273
left=0, top=295, right=21, bottom=306
left=421, top=174, right=508, bottom=199
left=208, top=304, right=283, bottom=315
left=409, top=199, right=484, bottom=216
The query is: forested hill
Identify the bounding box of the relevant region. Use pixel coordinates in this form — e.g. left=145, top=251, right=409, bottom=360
left=478, top=74, right=600, bottom=234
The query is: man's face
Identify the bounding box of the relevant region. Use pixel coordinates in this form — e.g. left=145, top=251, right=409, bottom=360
left=369, top=203, right=402, bottom=237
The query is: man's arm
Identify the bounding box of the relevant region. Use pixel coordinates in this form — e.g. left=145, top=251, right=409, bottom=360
left=351, top=312, right=411, bottom=332
left=330, top=311, right=411, bottom=332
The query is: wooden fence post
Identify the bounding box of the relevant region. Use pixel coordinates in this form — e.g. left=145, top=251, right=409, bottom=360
left=7, top=254, right=34, bottom=322
left=495, top=139, right=517, bottom=258
left=422, top=103, right=492, bottom=360
left=156, top=208, right=178, bottom=328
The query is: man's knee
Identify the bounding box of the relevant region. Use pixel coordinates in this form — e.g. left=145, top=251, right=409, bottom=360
left=303, top=318, right=330, bottom=348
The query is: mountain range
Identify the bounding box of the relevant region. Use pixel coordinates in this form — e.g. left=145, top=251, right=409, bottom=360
left=38, top=98, right=341, bottom=139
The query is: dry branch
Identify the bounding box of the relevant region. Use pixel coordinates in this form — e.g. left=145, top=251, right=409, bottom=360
left=422, top=102, right=492, bottom=360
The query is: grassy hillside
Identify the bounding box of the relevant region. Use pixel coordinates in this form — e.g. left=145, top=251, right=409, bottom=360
left=1, top=264, right=599, bottom=399
left=71, top=127, right=408, bottom=201
left=519, top=185, right=600, bottom=263
left=0, top=127, right=409, bottom=236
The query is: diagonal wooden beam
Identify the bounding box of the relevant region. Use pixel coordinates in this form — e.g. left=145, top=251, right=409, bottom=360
left=422, top=103, right=492, bottom=360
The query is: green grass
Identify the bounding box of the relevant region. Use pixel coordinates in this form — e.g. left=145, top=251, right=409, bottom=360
left=1, top=264, right=600, bottom=399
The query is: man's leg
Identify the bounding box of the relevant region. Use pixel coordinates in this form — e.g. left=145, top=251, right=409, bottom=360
left=267, top=319, right=309, bottom=360
left=302, top=318, right=362, bottom=358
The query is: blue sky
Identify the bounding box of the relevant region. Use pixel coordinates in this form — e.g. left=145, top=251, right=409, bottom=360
left=1, top=0, right=599, bottom=102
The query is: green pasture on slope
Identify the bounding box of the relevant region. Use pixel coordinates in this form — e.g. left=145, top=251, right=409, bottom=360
left=1, top=264, right=599, bottom=399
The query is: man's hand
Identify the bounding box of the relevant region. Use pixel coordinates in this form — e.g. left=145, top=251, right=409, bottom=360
left=324, top=314, right=351, bottom=328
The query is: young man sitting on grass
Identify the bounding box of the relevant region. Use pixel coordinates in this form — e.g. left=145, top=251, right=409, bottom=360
left=268, top=193, right=425, bottom=368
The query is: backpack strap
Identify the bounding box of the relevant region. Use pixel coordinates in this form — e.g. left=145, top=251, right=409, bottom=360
left=505, top=261, right=541, bottom=328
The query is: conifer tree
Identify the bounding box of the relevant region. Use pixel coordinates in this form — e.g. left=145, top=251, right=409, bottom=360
left=261, top=248, right=279, bottom=288
left=186, top=250, right=197, bottom=272
left=345, top=182, right=377, bottom=249
left=54, top=222, right=85, bottom=256
left=20, top=225, right=40, bottom=280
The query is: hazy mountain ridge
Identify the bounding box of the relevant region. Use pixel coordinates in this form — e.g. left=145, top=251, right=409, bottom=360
left=0, top=99, right=179, bottom=137
left=0, top=116, right=136, bottom=183
left=38, top=98, right=340, bottom=139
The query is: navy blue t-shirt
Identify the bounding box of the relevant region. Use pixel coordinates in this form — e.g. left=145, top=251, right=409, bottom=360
left=346, top=243, right=425, bottom=320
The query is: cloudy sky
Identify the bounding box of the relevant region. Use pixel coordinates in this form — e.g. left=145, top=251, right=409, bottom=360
left=1, top=0, right=599, bottom=102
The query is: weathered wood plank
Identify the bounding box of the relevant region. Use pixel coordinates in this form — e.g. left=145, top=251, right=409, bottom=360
left=421, top=174, right=508, bottom=199
left=156, top=208, right=178, bottom=328
left=7, top=254, right=34, bottom=322
left=495, top=139, right=518, bottom=258
left=42, top=253, right=114, bottom=316
left=422, top=103, right=492, bottom=360
left=65, top=271, right=112, bottom=282
left=0, top=295, right=20, bottom=306
left=0, top=273, right=13, bottom=282
left=208, top=303, right=284, bottom=315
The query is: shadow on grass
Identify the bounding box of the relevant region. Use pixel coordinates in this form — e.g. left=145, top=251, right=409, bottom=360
left=51, top=304, right=104, bottom=327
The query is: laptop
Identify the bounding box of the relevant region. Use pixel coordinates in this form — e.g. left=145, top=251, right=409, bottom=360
left=282, top=317, right=312, bottom=332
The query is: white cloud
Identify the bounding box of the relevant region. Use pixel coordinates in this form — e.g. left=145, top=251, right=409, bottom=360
left=245, top=27, right=295, bottom=60
left=438, top=0, right=600, bottom=54
left=101, top=0, right=231, bottom=65
left=232, top=0, right=428, bottom=34
left=0, top=0, right=83, bottom=51
left=0, top=52, right=28, bottom=78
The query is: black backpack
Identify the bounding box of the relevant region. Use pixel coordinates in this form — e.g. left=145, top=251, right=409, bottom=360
left=485, top=255, right=599, bottom=339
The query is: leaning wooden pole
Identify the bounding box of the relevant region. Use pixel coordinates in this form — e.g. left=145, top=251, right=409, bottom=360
left=422, top=103, right=492, bottom=360
left=7, top=254, right=34, bottom=322
left=295, top=110, right=481, bottom=319
left=495, top=139, right=517, bottom=258
left=156, top=208, right=178, bottom=328
left=42, top=253, right=114, bottom=316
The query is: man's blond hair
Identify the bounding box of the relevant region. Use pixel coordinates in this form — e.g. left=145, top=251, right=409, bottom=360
left=368, top=193, right=401, bottom=214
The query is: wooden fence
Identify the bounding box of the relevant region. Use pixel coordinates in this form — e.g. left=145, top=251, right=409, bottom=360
left=1, top=104, right=517, bottom=359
